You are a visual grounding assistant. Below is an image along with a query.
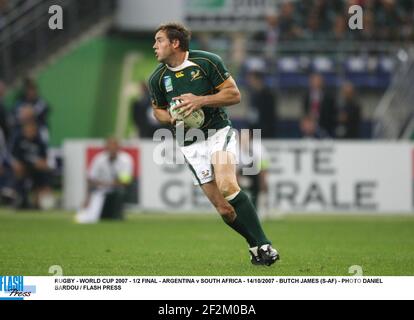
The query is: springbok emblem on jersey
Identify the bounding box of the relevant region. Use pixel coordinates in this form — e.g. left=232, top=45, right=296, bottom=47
left=191, top=69, right=203, bottom=81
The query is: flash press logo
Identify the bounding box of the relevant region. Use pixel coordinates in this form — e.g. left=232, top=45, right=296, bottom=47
left=0, top=276, right=33, bottom=300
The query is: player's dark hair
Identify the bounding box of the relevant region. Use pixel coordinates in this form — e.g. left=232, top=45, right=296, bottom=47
left=156, top=22, right=191, bottom=51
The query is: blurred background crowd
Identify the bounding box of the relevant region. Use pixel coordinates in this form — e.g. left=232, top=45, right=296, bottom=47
left=253, top=0, right=414, bottom=42
left=0, top=0, right=414, bottom=209
left=0, top=77, right=53, bottom=209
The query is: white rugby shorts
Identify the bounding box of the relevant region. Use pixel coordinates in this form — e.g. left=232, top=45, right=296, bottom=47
left=180, top=126, right=238, bottom=186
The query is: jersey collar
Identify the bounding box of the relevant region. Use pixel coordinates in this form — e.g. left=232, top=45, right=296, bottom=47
left=166, top=52, right=197, bottom=71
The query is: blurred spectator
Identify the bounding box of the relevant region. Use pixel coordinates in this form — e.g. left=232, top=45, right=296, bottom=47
left=303, top=73, right=336, bottom=137
left=309, top=0, right=334, bottom=32
left=10, top=121, right=54, bottom=209
left=358, top=10, right=377, bottom=41
left=300, top=114, right=330, bottom=139
left=376, top=0, right=402, bottom=41
left=278, top=1, right=302, bottom=41
left=75, top=137, right=133, bottom=224
left=0, top=80, right=10, bottom=141
left=0, top=80, right=13, bottom=204
left=12, top=79, right=51, bottom=143
left=302, top=11, right=323, bottom=40
left=246, top=71, right=278, bottom=138
left=131, top=82, right=160, bottom=138
left=335, top=82, right=362, bottom=139
left=252, top=11, right=280, bottom=59
left=332, top=15, right=352, bottom=41
left=400, top=0, right=414, bottom=40
left=0, top=128, right=13, bottom=205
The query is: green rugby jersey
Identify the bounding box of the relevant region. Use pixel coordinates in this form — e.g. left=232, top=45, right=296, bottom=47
left=148, top=50, right=233, bottom=141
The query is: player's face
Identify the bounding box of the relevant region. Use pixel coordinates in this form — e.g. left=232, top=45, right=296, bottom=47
left=153, top=31, right=174, bottom=63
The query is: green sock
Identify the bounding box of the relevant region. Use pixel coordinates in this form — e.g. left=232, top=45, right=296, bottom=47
left=229, top=191, right=271, bottom=247
left=224, top=216, right=257, bottom=248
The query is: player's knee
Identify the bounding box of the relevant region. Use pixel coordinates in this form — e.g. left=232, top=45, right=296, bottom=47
left=216, top=179, right=240, bottom=199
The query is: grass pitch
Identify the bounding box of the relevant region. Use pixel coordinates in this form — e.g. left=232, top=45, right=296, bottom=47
left=0, top=210, right=414, bottom=276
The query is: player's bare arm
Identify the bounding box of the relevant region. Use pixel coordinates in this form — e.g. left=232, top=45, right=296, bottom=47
left=152, top=104, right=175, bottom=125
left=172, top=77, right=241, bottom=118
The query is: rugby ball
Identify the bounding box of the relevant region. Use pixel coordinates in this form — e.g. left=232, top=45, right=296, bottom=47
left=170, top=99, right=205, bottom=129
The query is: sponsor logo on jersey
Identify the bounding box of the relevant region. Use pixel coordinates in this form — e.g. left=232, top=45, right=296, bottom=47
left=191, top=70, right=203, bottom=81
left=175, top=71, right=185, bottom=78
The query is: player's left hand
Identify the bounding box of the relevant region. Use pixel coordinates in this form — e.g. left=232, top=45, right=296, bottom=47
left=172, top=94, right=204, bottom=118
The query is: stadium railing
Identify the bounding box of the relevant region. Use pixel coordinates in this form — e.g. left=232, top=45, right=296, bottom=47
left=373, top=46, right=414, bottom=140
left=238, top=39, right=401, bottom=89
